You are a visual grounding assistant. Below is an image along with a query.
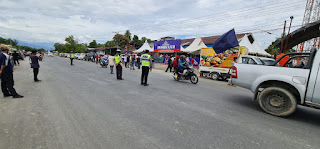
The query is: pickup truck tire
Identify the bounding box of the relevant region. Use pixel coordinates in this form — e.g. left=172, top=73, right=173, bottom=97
left=211, top=72, right=219, bottom=80
left=258, top=87, right=297, bottom=117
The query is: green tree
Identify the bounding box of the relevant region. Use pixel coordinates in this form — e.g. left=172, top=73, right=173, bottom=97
left=54, top=43, right=65, bottom=52
left=113, top=34, right=129, bottom=49
left=124, top=30, right=132, bottom=41
left=105, top=40, right=116, bottom=47
left=76, top=43, right=87, bottom=53
left=131, top=35, right=142, bottom=49
left=89, top=40, right=98, bottom=48
left=265, top=38, right=281, bottom=56
left=141, top=37, right=151, bottom=43
left=65, top=35, right=77, bottom=52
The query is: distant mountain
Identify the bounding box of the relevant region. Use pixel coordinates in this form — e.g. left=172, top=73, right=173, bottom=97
left=18, top=41, right=54, bottom=50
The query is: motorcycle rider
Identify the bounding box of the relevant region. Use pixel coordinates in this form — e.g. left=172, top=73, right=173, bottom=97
left=177, top=55, right=187, bottom=76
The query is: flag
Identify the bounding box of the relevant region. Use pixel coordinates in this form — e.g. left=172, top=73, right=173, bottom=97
left=212, top=29, right=239, bottom=53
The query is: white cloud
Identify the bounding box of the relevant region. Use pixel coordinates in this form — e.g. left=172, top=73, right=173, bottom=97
left=0, top=0, right=307, bottom=49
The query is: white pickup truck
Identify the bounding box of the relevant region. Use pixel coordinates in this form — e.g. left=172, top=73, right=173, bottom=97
left=230, top=48, right=320, bottom=116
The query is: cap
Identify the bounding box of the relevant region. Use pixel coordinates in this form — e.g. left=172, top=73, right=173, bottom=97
left=0, top=44, right=9, bottom=51
left=116, top=49, right=121, bottom=52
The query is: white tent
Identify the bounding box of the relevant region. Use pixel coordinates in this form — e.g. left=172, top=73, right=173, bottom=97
left=239, top=34, right=271, bottom=57
left=181, top=37, right=207, bottom=53
left=133, top=41, right=153, bottom=53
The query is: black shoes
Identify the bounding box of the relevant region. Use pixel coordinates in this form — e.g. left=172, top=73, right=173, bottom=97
left=13, top=95, right=24, bottom=98
left=3, top=94, right=13, bottom=97
left=117, top=78, right=124, bottom=80
left=34, top=80, right=41, bottom=82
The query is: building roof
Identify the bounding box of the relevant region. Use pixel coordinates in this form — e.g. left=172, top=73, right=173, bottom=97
left=181, top=34, right=246, bottom=46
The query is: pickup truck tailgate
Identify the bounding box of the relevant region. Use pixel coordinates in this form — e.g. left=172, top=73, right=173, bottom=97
left=231, top=63, right=310, bottom=93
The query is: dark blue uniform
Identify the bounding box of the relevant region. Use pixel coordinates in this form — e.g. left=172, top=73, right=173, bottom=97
left=0, top=53, right=18, bottom=96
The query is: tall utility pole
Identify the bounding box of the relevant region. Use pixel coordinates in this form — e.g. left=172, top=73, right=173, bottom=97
left=284, top=16, right=294, bottom=53
left=280, top=20, right=287, bottom=53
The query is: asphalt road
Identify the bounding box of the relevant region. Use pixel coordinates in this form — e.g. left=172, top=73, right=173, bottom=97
left=0, top=56, right=319, bottom=149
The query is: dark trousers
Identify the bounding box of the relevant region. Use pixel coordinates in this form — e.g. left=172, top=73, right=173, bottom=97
left=116, top=64, right=122, bottom=79
left=70, top=58, right=74, bottom=65
left=110, top=65, right=114, bottom=74
left=14, top=59, right=19, bottom=65
left=33, top=68, right=39, bottom=81
left=1, top=73, right=18, bottom=96
left=165, top=63, right=172, bottom=72
left=141, top=66, right=150, bottom=84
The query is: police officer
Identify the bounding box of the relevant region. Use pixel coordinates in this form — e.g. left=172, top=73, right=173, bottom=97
left=141, top=50, right=152, bottom=86
left=0, top=44, right=23, bottom=98
left=115, top=50, right=124, bottom=80
left=70, top=51, right=75, bottom=65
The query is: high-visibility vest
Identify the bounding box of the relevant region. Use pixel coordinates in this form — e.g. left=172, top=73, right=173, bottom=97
left=71, top=54, right=74, bottom=58
left=141, top=54, right=151, bottom=66
left=115, top=55, right=121, bottom=64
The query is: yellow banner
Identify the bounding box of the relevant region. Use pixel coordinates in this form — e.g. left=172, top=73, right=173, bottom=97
left=201, top=48, right=215, bottom=56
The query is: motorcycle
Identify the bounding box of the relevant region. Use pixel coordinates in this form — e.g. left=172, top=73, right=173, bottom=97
left=100, top=57, right=108, bottom=67
left=173, top=64, right=198, bottom=84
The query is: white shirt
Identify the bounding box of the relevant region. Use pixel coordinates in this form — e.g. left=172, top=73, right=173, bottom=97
left=108, top=56, right=115, bottom=66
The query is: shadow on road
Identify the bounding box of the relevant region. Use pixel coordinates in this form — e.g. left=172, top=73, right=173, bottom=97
left=226, top=95, right=320, bottom=126
left=288, top=107, right=320, bottom=126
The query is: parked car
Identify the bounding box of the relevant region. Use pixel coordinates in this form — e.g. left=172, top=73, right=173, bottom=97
left=84, top=53, right=95, bottom=61
left=237, top=55, right=264, bottom=65
left=259, top=57, right=276, bottom=66
left=230, top=48, right=320, bottom=117
left=48, top=52, right=54, bottom=57
left=77, top=53, right=86, bottom=60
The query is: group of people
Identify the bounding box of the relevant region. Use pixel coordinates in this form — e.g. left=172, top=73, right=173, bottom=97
left=0, top=44, right=43, bottom=99
left=69, top=50, right=153, bottom=86
left=165, top=55, right=195, bottom=74
left=114, top=50, right=153, bottom=86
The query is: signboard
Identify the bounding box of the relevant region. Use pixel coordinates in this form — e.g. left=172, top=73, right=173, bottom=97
left=200, top=47, right=241, bottom=68
left=154, top=40, right=181, bottom=52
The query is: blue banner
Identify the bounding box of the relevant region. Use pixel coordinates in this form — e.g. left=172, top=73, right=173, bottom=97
left=154, top=40, right=181, bottom=52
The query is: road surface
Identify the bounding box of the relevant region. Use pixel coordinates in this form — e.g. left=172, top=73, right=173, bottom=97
left=0, top=56, right=319, bottom=149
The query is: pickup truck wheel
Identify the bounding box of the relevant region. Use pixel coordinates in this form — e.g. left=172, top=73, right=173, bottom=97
left=211, top=72, right=219, bottom=80
left=258, top=87, right=297, bottom=117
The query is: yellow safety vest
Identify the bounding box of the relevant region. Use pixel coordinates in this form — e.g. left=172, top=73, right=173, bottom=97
left=71, top=54, right=74, bottom=58
left=141, top=54, right=151, bottom=66
left=115, top=55, right=121, bottom=64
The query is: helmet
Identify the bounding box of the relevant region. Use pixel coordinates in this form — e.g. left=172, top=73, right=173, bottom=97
left=180, top=55, right=186, bottom=60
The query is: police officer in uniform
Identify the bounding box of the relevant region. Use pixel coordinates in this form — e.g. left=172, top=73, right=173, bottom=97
left=115, top=50, right=123, bottom=80
left=141, top=50, right=152, bottom=86
left=70, top=51, right=75, bottom=65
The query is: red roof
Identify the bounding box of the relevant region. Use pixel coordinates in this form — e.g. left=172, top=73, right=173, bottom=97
left=181, top=34, right=246, bottom=46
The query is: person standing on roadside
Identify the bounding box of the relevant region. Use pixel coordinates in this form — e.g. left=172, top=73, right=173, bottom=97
left=130, top=55, right=136, bottom=70
left=136, top=54, right=141, bottom=69
left=165, top=55, right=173, bottom=72
left=141, top=50, right=152, bottom=86
left=126, top=55, right=130, bottom=68
left=108, top=54, right=115, bottom=74
left=0, top=44, right=23, bottom=98
left=70, top=51, right=75, bottom=65
left=115, top=50, right=123, bottom=80
left=30, top=50, right=44, bottom=82
left=12, top=51, right=20, bottom=66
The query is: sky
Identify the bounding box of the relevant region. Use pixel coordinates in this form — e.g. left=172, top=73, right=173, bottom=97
left=0, top=0, right=307, bottom=50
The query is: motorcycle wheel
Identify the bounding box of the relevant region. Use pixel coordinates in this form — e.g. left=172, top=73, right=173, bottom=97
left=173, top=72, right=180, bottom=81
left=190, top=74, right=198, bottom=84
